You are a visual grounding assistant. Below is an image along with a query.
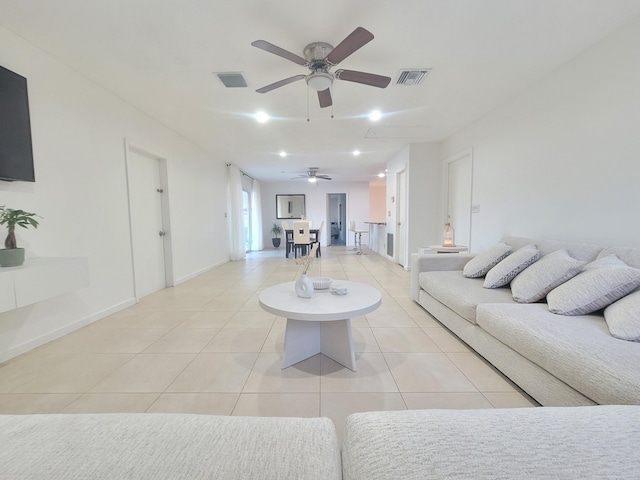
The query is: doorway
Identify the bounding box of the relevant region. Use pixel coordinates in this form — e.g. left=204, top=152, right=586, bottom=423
left=396, top=169, right=407, bottom=267
left=327, top=193, right=346, bottom=246
left=126, top=144, right=173, bottom=299
left=446, top=150, right=473, bottom=250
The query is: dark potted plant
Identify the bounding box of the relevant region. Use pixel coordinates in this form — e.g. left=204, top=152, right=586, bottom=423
left=271, top=222, right=283, bottom=248
left=0, top=206, right=40, bottom=267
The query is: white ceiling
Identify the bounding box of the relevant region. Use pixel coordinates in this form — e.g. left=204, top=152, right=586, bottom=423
left=2, top=1, right=640, bottom=182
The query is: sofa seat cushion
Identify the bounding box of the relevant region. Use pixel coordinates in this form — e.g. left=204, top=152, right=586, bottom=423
left=342, top=406, right=640, bottom=480
left=419, top=271, right=515, bottom=324
left=476, top=303, right=640, bottom=404
left=0, top=414, right=342, bottom=480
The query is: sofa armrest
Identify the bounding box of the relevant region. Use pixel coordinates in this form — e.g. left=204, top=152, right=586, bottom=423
left=410, top=252, right=475, bottom=301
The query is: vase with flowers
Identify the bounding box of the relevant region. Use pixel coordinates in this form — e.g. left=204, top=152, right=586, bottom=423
left=293, top=243, right=318, bottom=298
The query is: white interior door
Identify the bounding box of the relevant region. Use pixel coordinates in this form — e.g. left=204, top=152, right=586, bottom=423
left=396, top=170, right=407, bottom=267
left=127, top=149, right=167, bottom=298
left=447, top=152, right=473, bottom=249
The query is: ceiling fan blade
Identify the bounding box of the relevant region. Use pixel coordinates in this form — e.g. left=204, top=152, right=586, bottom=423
left=325, top=27, right=374, bottom=65
left=317, top=175, right=332, bottom=180
left=256, top=75, right=305, bottom=93
left=317, top=88, right=332, bottom=108
left=251, top=40, right=308, bottom=66
left=335, top=69, right=391, bottom=88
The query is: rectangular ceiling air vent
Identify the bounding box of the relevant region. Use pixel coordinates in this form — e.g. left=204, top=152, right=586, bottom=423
left=395, top=69, right=431, bottom=86
left=215, top=72, right=248, bottom=88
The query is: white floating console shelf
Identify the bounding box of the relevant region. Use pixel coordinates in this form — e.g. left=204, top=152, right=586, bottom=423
left=0, top=257, right=89, bottom=313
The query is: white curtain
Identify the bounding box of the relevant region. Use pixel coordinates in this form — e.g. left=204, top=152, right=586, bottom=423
left=227, top=164, right=246, bottom=261
left=250, top=179, right=264, bottom=251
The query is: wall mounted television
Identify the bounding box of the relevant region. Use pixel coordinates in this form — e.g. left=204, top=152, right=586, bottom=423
left=0, top=65, right=35, bottom=182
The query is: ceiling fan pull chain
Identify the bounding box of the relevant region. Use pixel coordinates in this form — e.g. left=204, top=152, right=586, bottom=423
left=331, top=86, right=334, bottom=119
left=307, top=85, right=310, bottom=122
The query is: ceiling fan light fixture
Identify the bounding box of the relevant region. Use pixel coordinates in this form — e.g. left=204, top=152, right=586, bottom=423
left=306, top=72, right=333, bottom=91
left=369, top=110, right=382, bottom=121
left=255, top=111, right=270, bottom=123
left=308, top=177, right=317, bottom=183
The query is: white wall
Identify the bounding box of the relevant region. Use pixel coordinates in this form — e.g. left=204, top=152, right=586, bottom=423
left=386, top=143, right=442, bottom=266
left=0, top=27, right=229, bottom=361
left=260, top=181, right=369, bottom=248
left=442, top=16, right=640, bottom=252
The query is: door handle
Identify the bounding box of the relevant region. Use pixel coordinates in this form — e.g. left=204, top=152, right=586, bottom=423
left=159, top=231, right=166, bottom=237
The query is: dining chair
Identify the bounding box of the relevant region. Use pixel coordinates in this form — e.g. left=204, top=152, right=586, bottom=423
left=293, top=221, right=311, bottom=258
left=282, top=221, right=294, bottom=258
left=311, top=220, right=324, bottom=257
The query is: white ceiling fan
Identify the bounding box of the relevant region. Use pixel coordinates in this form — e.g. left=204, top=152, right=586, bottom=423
left=293, top=167, right=332, bottom=182
left=252, top=27, right=391, bottom=108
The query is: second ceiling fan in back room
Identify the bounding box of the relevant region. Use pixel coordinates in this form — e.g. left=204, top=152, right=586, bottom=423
left=252, top=27, right=391, bottom=109
left=293, top=168, right=332, bottom=183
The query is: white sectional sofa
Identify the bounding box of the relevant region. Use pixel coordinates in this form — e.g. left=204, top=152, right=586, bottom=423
left=0, top=414, right=342, bottom=479
left=3, top=407, right=640, bottom=479
left=342, top=405, right=640, bottom=480
left=411, top=236, right=640, bottom=406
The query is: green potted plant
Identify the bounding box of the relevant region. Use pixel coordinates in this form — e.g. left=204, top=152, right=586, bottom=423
left=0, top=206, right=40, bottom=267
left=271, top=222, right=283, bottom=248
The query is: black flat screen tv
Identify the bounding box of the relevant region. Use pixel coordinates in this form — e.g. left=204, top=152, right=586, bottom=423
left=0, top=65, right=35, bottom=182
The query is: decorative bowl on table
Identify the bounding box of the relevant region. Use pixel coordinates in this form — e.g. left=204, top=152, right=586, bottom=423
left=311, top=277, right=332, bottom=290
left=330, top=284, right=348, bottom=296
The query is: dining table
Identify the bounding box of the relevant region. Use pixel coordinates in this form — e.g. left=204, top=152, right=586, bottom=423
left=285, top=228, right=320, bottom=258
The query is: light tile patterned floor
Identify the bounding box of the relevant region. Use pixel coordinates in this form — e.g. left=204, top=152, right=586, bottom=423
left=0, top=246, right=536, bottom=437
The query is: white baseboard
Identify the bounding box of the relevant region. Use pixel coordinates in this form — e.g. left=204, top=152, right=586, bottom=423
left=173, top=259, right=229, bottom=286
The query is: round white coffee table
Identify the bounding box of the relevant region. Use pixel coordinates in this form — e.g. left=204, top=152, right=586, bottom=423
left=259, top=281, right=381, bottom=371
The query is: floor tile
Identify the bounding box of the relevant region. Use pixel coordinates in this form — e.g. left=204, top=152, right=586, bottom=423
left=402, top=392, right=494, bottom=409
left=166, top=353, right=257, bottom=393
left=484, top=392, right=538, bottom=408
left=0, top=393, right=79, bottom=413
left=243, top=353, right=320, bottom=393
left=147, top=393, right=239, bottom=415
left=143, top=328, right=220, bottom=353
left=202, top=328, right=270, bottom=353
left=233, top=393, right=319, bottom=417
left=61, top=393, right=159, bottom=413
left=90, top=354, right=195, bottom=393
left=384, top=352, right=478, bottom=393
left=372, top=327, right=440, bottom=353
left=320, top=353, right=399, bottom=393
left=9, top=354, right=134, bottom=394
left=365, top=309, right=419, bottom=328
left=446, top=352, right=517, bottom=392
left=424, top=327, right=471, bottom=352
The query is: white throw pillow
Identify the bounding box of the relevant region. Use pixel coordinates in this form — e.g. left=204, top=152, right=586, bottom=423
left=604, top=289, right=640, bottom=342
left=547, top=256, right=640, bottom=316
left=483, top=244, right=540, bottom=289
left=511, top=249, right=586, bottom=303
left=463, top=243, right=512, bottom=278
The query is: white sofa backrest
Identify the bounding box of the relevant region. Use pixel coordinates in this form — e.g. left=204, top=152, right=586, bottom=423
left=500, top=236, right=602, bottom=262
left=598, top=247, right=640, bottom=269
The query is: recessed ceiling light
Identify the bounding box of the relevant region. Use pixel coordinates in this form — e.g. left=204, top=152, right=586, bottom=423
left=279, top=151, right=287, bottom=157
left=378, top=173, right=386, bottom=178
left=353, top=150, right=361, bottom=156
left=369, top=110, right=382, bottom=121
left=255, top=111, right=270, bottom=123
